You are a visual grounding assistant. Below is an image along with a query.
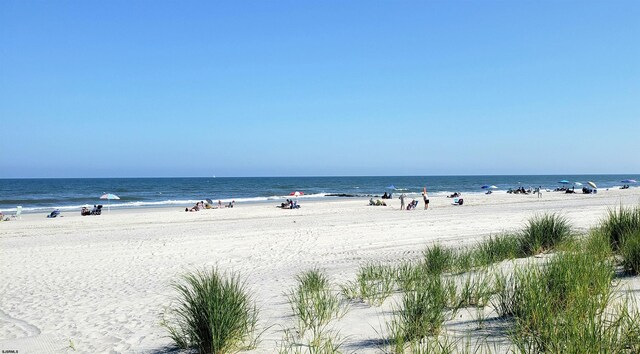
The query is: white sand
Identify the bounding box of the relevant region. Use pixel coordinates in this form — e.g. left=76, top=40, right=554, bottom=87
left=1, top=189, right=640, bottom=353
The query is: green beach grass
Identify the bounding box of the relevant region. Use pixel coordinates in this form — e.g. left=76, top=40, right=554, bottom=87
left=163, top=209, right=640, bottom=353
left=287, top=269, right=343, bottom=333
left=341, top=262, right=395, bottom=306
left=163, top=268, right=259, bottom=354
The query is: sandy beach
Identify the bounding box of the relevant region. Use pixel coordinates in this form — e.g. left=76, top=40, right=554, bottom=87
left=2, top=188, right=640, bottom=353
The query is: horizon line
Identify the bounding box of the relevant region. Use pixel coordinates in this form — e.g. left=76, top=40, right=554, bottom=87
left=1, top=173, right=639, bottom=180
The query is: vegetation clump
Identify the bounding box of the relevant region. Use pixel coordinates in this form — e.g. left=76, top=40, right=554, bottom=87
left=491, top=237, right=640, bottom=353
left=341, top=263, right=395, bottom=305
left=620, top=230, right=640, bottom=275
left=163, top=268, right=259, bottom=354
left=387, top=275, right=449, bottom=352
left=288, top=269, right=343, bottom=332
left=519, top=213, right=572, bottom=255
left=423, top=244, right=455, bottom=275
left=600, top=205, right=640, bottom=250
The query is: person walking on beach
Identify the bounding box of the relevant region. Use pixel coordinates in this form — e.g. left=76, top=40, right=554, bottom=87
left=399, top=193, right=406, bottom=210
left=537, top=186, right=542, bottom=198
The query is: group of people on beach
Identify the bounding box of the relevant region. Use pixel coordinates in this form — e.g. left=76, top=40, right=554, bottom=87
left=508, top=187, right=532, bottom=194
left=397, top=189, right=430, bottom=211
left=185, top=200, right=234, bottom=212
left=278, top=199, right=300, bottom=209
left=81, top=205, right=102, bottom=216
left=369, top=198, right=387, bottom=206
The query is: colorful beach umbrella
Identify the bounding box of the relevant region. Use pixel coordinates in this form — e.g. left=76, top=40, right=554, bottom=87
left=290, top=191, right=304, bottom=197
left=588, top=181, right=597, bottom=189
left=100, top=193, right=120, bottom=212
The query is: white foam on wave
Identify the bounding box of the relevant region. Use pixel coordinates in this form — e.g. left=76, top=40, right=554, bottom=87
left=3, top=193, right=332, bottom=213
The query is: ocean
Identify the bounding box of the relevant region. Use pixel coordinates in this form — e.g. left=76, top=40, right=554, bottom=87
left=0, top=175, right=638, bottom=213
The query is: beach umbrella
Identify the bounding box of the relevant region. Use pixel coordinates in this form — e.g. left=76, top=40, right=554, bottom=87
left=489, top=185, right=498, bottom=189
left=289, top=191, right=304, bottom=197
left=574, top=182, right=583, bottom=186
left=100, top=193, right=120, bottom=212
left=588, top=181, right=597, bottom=189
left=558, top=180, right=570, bottom=184
left=621, top=179, right=637, bottom=184
left=481, top=185, right=490, bottom=189
left=386, top=185, right=396, bottom=190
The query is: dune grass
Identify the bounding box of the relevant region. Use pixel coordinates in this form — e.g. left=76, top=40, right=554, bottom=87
left=471, top=233, right=522, bottom=266
left=395, top=260, right=422, bottom=292
left=288, top=269, right=343, bottom=333
left=163, top=268, right=259, bottom=354
left=386, top=275, right=450, bottom=352
left=454, top=271, right=494, bottom=308
left=277, top=326, right=346, bottom=354
left=620, top=230, right=640, bottom=275
left=599, top=204, right=640, bottom=275
left=423, top=244, right=455, bottom=275
left=341, top=263, right=395, bottom=306
left=518, top=213, right=572, bottom=256
left=488, top=235, right=640, bottom=353
left=344, top=210, right=640, bottom=353
left=600, top=205, right=640, bottom=250
left=395, top=214, right=569, bottom=290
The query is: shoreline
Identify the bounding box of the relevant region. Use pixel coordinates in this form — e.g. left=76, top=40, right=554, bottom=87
left=4, top=185, right=639, bottom=216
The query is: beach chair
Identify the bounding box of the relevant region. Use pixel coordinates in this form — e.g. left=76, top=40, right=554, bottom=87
left=12, top=206, right=23, bottom=219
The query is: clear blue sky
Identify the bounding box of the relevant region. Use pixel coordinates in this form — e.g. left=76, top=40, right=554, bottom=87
left=1, top=1, right=638, bottom=178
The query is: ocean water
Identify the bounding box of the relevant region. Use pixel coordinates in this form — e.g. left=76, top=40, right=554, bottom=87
left=0, top=175, right=638, bottom=213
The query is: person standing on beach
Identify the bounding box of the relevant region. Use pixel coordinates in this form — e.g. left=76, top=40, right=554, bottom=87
left=423, top=191, right=429, bottom=210
left=399, top=193, right=406, bottom=210
left=538, top=186, right=542, bottom=198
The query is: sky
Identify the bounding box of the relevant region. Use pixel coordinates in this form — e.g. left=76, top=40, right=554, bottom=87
left=1, top=0, right=638, bottom=178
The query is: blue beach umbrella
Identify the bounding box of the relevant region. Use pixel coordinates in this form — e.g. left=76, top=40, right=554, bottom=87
left=621, top=179, right=637, bottom=184
left=481, top=185, right=490, bottom=189
left=558, top=180, right=570, bottom=184
left=100, top=193, right=120, bottom=212
left=386, top=185, right=396, bottom=190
